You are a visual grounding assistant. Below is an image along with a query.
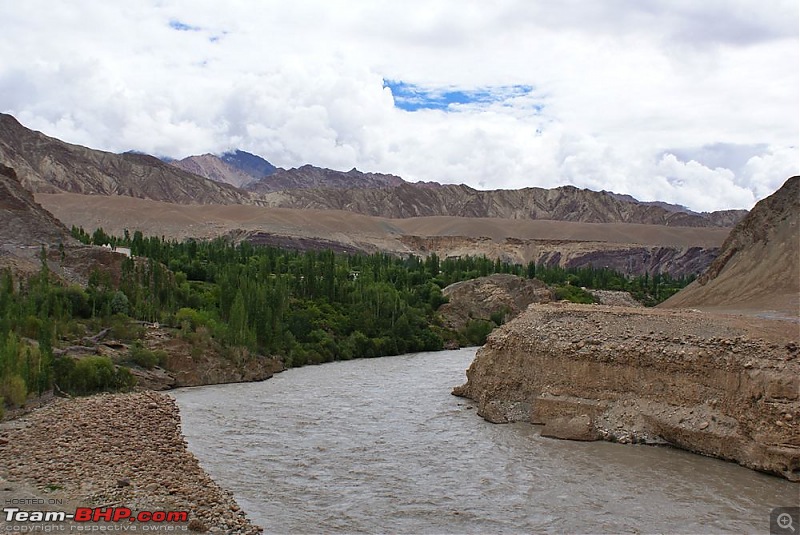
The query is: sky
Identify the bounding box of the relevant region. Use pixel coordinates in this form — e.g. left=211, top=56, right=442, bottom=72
left=1, top=0, right=798, bottom=211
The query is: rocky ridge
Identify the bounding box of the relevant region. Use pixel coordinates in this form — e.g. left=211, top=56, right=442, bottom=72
left=258, top=182, right=743, bottom=227
left=454, top=303, right=800, bottom=480
left=171, top=154, right=258, bottom=188
left=2, top=113, right=745, bottom=228
left=245, top=164, right=405, bottom=193
left=0, top=392, right=261, bottom=533
left=0, top=114, right=250, bottom=205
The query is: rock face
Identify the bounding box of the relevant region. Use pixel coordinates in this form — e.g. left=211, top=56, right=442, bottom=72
left=171, top=153, right=260, bottom=188
left=0, top=114, right=249, bottom=204
left=440, top=274, right=552, bottom=330
left=246, top=164, right=405, bottom=193
left=220, top=149, right=277, bottom=179
left=0, top=392, right=261, bottom=533
left=258, top=182, right=743, bottom=227
left=662, top=175, right=799, bottom=316
left=453, top=303, right=800, bottom=481
left=0, top=163, right=72, bottom=246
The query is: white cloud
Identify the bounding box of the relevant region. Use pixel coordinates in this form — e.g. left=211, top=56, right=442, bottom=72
left=0, top=0, right=797, bottom=211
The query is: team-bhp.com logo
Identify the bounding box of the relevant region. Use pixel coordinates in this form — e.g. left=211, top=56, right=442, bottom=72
left=4, top=506, right=188, bottom=524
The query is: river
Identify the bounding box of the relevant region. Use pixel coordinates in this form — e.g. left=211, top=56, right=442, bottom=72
left=171, top=348, right=796, bottom=534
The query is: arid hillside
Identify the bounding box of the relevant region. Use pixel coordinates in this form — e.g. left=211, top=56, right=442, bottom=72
left=257, top=182, right=742, bottom=226
left=0, top=163, right=72, bottom=246
left=245, top=164, right=406, bottom=193
left=1, top=112, right=753, bottom=279
left=0, top=114, right=249, bottom=205
left=662, top=176, right=799, bottom=316
left=171, top=154, right=258, bottom=188
left=2, top=114, right=746, bottom=227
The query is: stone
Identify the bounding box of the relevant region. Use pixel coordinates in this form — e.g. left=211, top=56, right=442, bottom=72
left=540, top=415, right=600, bottom=441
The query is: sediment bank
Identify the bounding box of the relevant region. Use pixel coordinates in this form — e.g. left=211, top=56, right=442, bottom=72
left=0, top=392, right=261, bottom=533
left=454, top=302, right=800, bottom=481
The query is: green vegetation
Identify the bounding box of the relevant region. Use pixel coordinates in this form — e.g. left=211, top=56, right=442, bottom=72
left=128, top=341, right=167, bottom=369
left=530, top=263, right=694, bottom=306
left=52, top=356, right=135, bottom=396
left=0, top=228, right=696, bottom=410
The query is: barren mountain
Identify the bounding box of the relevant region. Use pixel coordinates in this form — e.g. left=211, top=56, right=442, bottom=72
left=0, top=114, right=250, bottom=205
left=171, top=154, right=258, bottom=188
left=0, top=163, right=71, bottom=246
left=662, top=176, right=800, bottom=316
left=220, top=149, right=277, bottom=178
left=257, top=183, right=741, bottom=227
left=246, top=164, right=405, bottom=193
left=1, top=113, right=745, bottom=228
left=607, top=192, right=748, bottom=226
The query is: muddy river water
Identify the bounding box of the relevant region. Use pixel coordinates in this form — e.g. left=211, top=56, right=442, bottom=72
left=172, top=348, right=797, bottom=534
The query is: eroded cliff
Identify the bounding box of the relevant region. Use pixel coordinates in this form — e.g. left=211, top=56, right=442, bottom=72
left=453, top=303, right=800, bottom=480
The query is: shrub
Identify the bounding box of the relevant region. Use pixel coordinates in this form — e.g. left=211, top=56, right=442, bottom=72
left=554, top=285, right=596, bottom=304
left=53, top=356, right=136, bottom=396
left=0, top=374, right=27, bottom=407
left=462, top=319, right=495, bottom=346
left=490, top=308, right=509, bottom=326
left=129, top=342, right=166, bottom=369
left=108, top=315, right=145, bottom=342
left=110, top=291, right=130, bottom=316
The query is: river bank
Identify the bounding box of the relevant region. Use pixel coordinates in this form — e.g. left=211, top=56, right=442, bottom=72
left=0, top=392, right=260, bottom=533
left=454, top=302, right=800, bottom=481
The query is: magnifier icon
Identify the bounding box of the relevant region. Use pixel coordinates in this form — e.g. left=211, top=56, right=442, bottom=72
left=778, top=513, right=796, bottom=533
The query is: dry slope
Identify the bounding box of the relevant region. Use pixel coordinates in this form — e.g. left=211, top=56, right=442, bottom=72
left=662, top=175, right=799, bottom=316
left=0, top=163, right=72, bottom=246
left=0, top=114, right=249, bottom=204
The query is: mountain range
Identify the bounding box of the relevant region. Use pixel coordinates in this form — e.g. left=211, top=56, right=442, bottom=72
left=1, top=111, right=774, bottom=283
left=1, top=112, right=747, bottom=228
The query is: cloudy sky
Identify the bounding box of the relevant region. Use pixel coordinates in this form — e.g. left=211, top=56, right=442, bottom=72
left=2, top=0, right=797, bottom=211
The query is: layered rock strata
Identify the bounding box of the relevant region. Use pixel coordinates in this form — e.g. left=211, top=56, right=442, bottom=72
left=453, top=303, right=800, bottom=481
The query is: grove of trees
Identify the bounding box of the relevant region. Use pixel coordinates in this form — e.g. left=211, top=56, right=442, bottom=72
left=0, top=229, right=696, bottom=411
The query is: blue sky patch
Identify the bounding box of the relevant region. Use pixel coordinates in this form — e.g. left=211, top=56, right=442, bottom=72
left=383, top=80, right=539, bottom=112
left=169, top=19, right=201, bottom=32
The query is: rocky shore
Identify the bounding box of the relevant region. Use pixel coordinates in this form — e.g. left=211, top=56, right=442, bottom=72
left=453, top=302, right=800, bottom=481
left=0, top=392, right=261, bottom=533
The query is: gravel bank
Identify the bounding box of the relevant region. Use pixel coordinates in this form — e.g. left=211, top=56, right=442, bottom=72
left=0, top=392, right=261, bottom=533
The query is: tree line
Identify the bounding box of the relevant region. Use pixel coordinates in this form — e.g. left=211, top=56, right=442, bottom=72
left=0, top=228, right=695, bottom=412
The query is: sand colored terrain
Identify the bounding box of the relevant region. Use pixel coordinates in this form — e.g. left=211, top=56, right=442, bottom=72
left=37, top=192, right=729, bottom=248
left=662, top=176, right=799, bottom=318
